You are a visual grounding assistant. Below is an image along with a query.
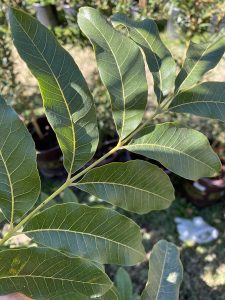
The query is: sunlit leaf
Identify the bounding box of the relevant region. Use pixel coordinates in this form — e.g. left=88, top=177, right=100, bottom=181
left=76, top=160, right=175, bottom=214
left=175, top=37, right=225, bottom=91
left=141, top=240, right=183, bottom=300
left=124, top=123, right=221, bottom=180
left=0, top=96, right=40, bottom=223
left=9, top=8, right=98, bottom=176
left=25, top=203, right=145, bottom=265
left=0, top=247, right=112, bottom=299
left=111, top=14, right=176, bottom=102
left=78, top=7, right=148, bottom=139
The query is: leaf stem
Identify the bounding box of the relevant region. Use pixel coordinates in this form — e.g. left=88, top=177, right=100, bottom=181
left=0, top=105, right=164, bottom=246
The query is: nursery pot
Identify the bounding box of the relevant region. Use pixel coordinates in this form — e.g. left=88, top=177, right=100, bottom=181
left=63, top=4, right=76, bottom=17
left=33, top=4, right=59, bottom=27
left=183, top=162, right=225, bottom=208
left=28, top=116, right=66, bottom=178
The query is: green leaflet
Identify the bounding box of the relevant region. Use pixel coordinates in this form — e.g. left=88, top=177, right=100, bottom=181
left=78, top=7, right=148, bottom=139
left=9, top=8, right=98, bottom=175
left=141, top=240, right=183, bottom=300
left=0, top=96, right=40, bottom=223
left=25, top=203, right=145, bottom=265
left=51, top=286, right=119, bottom=300
left=175, top=37, right=225, bottom=91
left=170, top=82, right=225, bottom=122
left=124, top=123, right=221, bottom=180
left=0, top=247, right=112, bottom=299
left=60, top=187, right=79, bottom=203
left=76, top=160, right=175, bottom=214
left=111, top=14, right=176, bottom=102
left=115, top=268, right=133, bottom=300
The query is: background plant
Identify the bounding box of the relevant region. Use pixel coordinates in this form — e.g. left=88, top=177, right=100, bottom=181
left=1, top=6, right=225, bottom=299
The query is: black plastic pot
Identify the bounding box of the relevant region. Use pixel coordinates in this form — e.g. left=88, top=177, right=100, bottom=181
left=28, top=116, right=66, bottom=178
left=33, top=4, right=59, bottom=27
left=183, top=161, right=225, bottom=208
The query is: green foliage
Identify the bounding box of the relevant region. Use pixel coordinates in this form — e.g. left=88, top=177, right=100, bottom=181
left=0, top=5, right=225, bottom=299
left=141, top=240, right=183, bottom=300
left=77, top=160, right=174, bottom=214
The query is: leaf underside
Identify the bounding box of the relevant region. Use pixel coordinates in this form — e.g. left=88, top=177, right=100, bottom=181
left=76, top=160, right=175, bottom=214
left=9, top=8, right=98, bottom=175
left=25, top=203, right=145, bottom=265
left=175, top=37, right=225, bottom=91
left=0, top=247, right=112, bottom=299
left=111, top=13, right=176, bottom=102
left=0, top=96, right=40, bottom=223
left=170, top=82, right=225, bottom=122
left=141, top=240, right=183, bottom=300
left=125, top=123, right=221, bottom=180
left=78, top=7, right=148, bottom=139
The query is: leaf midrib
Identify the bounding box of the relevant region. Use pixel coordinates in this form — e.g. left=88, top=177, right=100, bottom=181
left=155, top=243, right=168, bottom=299
left=171, top=99, right=225, bottom=109
left=77, top=181, right=170, bottom=202
left=14, top=14, right=76, bottom=175
left=25, top=228, right=144, bottom=258
left=0, top=149, right=14, bottom=224
left=0, top=274, right=109, bottom=286
left=83, top=15, right=126, bottom=138
left=177, top=42, right=211, bottom=91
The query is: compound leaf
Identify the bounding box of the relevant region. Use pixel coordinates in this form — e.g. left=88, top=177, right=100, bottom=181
left=125, top=123, right=221, bottom=180
left=76, top=160, right=175, bottom=214
left=0, top=96, right=40, bottom=223
left=78, top=7, right=148, bottom=139
left=25, top=203, right=145, bottom=265
left=9, top=8, right=98, bottom=176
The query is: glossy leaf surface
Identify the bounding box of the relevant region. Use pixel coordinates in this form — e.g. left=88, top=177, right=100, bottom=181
left=175, top=37, right=225, bottom=91
left=0, top=247, right=112, bottom=299
left=170, top=82, right=225, bottom=122
left=9, top=8, right=98, bottom=175
left=125, top=123, right=221, bottom=180
left=25, top=203, right=145, bottom=265
left=76, top=160, right=175, bottom=214
left=0, top=96, right=40, bottom=223
left=141, top=240, right=183, bottom=300
left=78, top=7, right=148, bottom=139
left=111, top=14, right=176, bottom=102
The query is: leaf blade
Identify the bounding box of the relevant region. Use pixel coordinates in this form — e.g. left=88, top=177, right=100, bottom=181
left=0, top=96, right=40, bottom=223
left=0, top=247, right=112, bottom=299
left=111, top=14, right=176, bottom=102
left=76, top=160, right=175, bottom=214
left=141, top=240, right=183, bottom=300
left=124, top=123, right=221, bottom=180
left=25, top=203, right=145, bottom=265
left=9, top=8, right=98, bottom=175
left=115, top=268, right=133, bottom=300
left=78, top=7, right=148, bottom=139
left=170, top=82, right=225, bottom=122
left=175, top=37, right=225, bottom=91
